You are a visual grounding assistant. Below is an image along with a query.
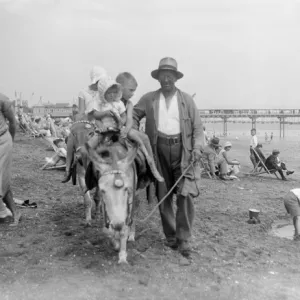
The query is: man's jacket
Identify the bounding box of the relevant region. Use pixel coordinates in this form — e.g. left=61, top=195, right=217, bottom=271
left=132, top=88, right=204, bottom=197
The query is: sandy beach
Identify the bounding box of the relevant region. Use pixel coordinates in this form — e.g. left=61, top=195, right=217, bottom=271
left=1, top=132, right=300, bottom=300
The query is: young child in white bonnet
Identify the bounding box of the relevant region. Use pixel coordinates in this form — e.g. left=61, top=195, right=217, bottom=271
left=62, top=66, right=164, bottom=183
left=87, top=69, right=164, bottom=182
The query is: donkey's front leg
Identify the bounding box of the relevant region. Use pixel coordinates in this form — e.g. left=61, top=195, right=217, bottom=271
left=118, top=225, right=129, bottom=264
left=128, top=219, right=136, bottom=242
left=94, top=187, right=103, bottom=226
left=77, top=165, right=93, bottom=226
left=128, top=194, right=140, bottom=242
left=83, top=191, right=93, bottom=227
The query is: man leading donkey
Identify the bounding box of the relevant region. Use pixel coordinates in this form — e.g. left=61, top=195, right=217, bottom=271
left=133, top=57, right=204, bottom=257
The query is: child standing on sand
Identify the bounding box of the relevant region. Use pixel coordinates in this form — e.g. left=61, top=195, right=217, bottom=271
left=249, top=128, right=258, bottom=168
left=283, top=189, right=300, bottom=240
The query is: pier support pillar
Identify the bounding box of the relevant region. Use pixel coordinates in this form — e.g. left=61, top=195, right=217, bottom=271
left=279, top=117, right=285, bottom=138
left=250, top=117, right=256, bottom=130
left=222, top=117, right=228, bottom=136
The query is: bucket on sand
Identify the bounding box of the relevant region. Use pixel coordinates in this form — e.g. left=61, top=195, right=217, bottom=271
left=249, top=208, right=260, bottom=219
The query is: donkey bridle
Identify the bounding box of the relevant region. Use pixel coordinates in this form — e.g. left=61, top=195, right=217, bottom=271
left=100, top=169, right=134, bottom=226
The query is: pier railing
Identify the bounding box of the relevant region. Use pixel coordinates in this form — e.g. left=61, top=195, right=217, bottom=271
left=198, top=109, right=300, bottom=137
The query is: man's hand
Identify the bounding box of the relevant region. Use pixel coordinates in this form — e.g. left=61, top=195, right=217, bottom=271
left=120, top=127, right=129, bottom=138
left=191, top=149, right=202, bottom=163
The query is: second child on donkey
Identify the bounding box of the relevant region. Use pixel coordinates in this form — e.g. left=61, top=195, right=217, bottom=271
left=62, top=67, right=163, bottom=183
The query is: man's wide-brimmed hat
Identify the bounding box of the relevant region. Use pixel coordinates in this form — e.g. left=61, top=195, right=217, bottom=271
left=151, top=57, right=184, bottom=80
left=210, top=137, right=221, bottom=147
left=272, top=149, right=280, bottom=155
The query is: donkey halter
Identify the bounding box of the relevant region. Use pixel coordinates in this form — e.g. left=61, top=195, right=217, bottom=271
left=101, top=169, right=125, bottom=177
left=100, top=169, right=133, bottom=226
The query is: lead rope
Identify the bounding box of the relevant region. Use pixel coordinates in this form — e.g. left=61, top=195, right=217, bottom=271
left=138, top=161, right=195, bottom=223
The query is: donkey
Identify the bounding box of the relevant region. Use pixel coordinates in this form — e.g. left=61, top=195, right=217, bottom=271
left=83, top=135, right=149, bottom=264
left=67, top=121, right=102, bottom=226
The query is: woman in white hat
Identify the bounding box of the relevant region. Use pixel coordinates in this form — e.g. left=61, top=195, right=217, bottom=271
left=62, top=66, right=118, bottom=183
left=216, top=141, right=240, bottom=180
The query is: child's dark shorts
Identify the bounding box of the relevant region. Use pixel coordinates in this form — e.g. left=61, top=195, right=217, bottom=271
left=284, top=191, right=300, bottom=217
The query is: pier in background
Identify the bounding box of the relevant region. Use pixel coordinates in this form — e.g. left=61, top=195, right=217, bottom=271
left=199, top=109, right=300, bottom=137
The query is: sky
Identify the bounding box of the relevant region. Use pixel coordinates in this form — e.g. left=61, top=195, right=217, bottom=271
left=0, top=0, right=300, bottom=109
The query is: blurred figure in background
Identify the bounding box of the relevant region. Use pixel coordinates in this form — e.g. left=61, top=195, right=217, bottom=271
left=249, top=128, right=258, bottom=168
left=216, top=141, right=240, bottom=180
left=0, top=92, right=21, bottom=226
left=265, top=149, right=294, bottom=181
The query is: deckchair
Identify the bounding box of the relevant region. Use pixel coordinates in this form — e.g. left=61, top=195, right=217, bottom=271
left=41, top=136, right=66, bottom=170
left=246, top=148, right=279, bottom=179
left=199, top=157, right=212, bottom=179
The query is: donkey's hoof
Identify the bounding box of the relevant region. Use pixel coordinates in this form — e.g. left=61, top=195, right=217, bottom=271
left=85, top=220, right=92, bottom=227
left=118, top=258, right=128, bottom=264
left=128, top=232, right=135, bottom=242
left=118, top=252, right=128, bottom=264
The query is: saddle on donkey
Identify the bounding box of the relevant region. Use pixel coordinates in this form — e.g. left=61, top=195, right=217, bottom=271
left=81, top=127, right=156, bottom=192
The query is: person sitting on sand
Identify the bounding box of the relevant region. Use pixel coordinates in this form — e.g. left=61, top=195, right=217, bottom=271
left=216, top=141, right=240, bottom=180
left=202, top=137, right=220, bottom=179
left=283, top=189, right=300, bottom=241
left=42, top=138, right=67, bottom=170
left=265, top=149, right=294, bottom=181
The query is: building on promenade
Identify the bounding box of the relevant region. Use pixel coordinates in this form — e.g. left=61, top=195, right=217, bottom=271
left=32, top=103, right=72, bottom=118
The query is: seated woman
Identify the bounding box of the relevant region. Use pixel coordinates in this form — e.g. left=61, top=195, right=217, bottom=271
left=202, top=137, right=220, bottom=179
left=42, top=138, right=67, bottom=170
left=265, top=149, right=294, bottom=181
left=216, top=141, right=240, bottom=180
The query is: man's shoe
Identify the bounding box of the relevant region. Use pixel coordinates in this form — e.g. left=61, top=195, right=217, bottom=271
left=294, top=235, right=300, bottom=241
left=164, top=238, right=178, bottom=249
left=282, top=177, right=288, bottom=181
left=178, top=240, right=191, bottom=257
left=286, top=171, right=294, bottom=176
left=61, top=171, right=72, bottom=183
left=219, top=175, right=230, bottom=181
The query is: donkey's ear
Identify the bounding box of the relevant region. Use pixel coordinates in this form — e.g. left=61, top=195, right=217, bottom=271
left=117, top=146, right=137, bottom=169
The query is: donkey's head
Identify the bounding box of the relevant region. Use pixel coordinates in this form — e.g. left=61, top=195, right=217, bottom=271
left=85, top=139, right=137, bottom=231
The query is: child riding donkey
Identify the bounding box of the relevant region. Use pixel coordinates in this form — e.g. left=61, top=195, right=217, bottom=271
left=62, top=66, right=164, bottom=183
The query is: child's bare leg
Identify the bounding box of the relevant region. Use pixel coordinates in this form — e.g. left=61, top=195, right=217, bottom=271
left=127, top=129, right=164, bottom=182
left=0, top=197, right=9, bottom=219
left=62, top=133, right=75, bottom=183
left=294, top=216, right=300, bottom=237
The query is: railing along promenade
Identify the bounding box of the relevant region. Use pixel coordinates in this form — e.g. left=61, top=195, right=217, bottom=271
left=198, top=109, right=300, bottom=137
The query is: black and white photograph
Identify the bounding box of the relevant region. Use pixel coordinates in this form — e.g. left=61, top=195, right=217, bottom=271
left=1, top=1, right=300, bottom=299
